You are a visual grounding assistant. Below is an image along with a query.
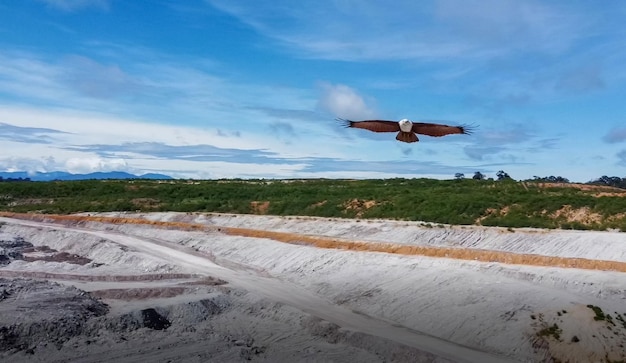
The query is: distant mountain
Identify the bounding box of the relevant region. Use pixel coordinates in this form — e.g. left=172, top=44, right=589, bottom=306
left=0, top=171, right=174, bottom=181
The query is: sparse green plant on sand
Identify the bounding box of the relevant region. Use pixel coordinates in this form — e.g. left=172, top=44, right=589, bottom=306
left=587, top=304, right=606, bottom=321
left=537, top=323, right=562, bottom=341
left=616, top=313, right=626, bottom=329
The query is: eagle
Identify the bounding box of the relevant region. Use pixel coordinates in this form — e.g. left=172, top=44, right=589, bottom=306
left=337, top=118, right=474, bottom=143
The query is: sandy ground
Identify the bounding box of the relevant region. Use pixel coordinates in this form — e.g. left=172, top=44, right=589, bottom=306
left=1, top=212, right=626, bottom=362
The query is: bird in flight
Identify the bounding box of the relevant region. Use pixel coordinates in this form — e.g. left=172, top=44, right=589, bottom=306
left=337, top=118, right=474, bottom=143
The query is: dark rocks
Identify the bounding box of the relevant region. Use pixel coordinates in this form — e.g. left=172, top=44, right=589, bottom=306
left=0, top=279, right=109, bottom=353
left=0, top=237, right=33, bottom=265
left=141, top=308, right=171, bottom=330
left=0, top=236, right=92, bottom=266
left=0, top=289, right=9, bottom=301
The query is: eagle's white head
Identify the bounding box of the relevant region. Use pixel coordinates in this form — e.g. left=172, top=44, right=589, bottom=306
left=398, top=118, right=413, bottom=132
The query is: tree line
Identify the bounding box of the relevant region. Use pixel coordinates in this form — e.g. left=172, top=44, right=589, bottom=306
left=0, top=177, right=31, bottom=183
left=455, top=172, right=626, bottom=189
left=2, top=172, right=626, bottom=189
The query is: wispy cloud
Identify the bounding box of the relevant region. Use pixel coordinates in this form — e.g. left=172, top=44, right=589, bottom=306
left=3, top=1, right=624, bottom=182
left=0, top=123, right=68, bottom=144
left=478, top=125, right=535, bottom=145
left=555, top=64, right=605, bottom=93
left=0, top=49, right=323, bottom=145
left=268, top=122, right=296, bottom=142
left=461, top=123, right=541, bottom=161
left=52, top=141, right=479, bottom=178
left=0, top=52, right=69, bottom=104
left=463, top=146, right=506, bottom=161
left=205, top=0, right=626, bottom=122
left=249, top=107, right=321, bottom=123
left=618, top=150, right=626, bottom=166
left=301, top=158, right=477, bottom=176
left=433, top=0, right=580, bottom=54
left=62, top=56, right=142, bottom=99
left=62, top=141, right=466, bottom=177
left=36, top=0, right=110, bottom=11
left=0, top=105, right=276, bottom=154
left=527, top=137, right=561, bottom=153
left=63, top=142, right=300, bottom=165
left=216, top=129, right=241, bottom=138
left=207, top=0, right=585, bottom=62
left=603, top=127, right=626, bottom=144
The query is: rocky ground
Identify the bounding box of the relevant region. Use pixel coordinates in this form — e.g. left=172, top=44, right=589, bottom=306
left=1, top=212, right=626, bottom=362
left=2, top=278, right=443, bottom=363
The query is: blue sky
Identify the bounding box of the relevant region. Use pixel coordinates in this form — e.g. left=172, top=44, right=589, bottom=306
left=1, top=0, right=626, bottom=181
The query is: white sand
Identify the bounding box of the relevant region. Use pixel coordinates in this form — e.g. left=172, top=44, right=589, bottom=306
left=2, top=212, right=626, bottom=362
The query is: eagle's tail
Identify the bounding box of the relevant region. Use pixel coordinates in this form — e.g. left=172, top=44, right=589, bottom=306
left=336, top=118, right=353, bottom=128
left=396, top=131, right=419, bottom=143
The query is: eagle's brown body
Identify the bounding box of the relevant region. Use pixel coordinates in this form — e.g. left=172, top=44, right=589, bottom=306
left=337, top=118, right=474, bottom=143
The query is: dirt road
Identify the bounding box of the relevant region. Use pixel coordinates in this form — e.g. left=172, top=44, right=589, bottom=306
left=0, top=216, right=517, bottom=363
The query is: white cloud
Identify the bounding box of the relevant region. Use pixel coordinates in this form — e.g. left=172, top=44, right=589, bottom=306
left=9, top=5, right=613, bottom=181
left=317, top=82, right=377, bottom=119
left=0, top=50, right=334, bottom=149
left=64, top=157, right=128, bottom=174
left=0, top=105, right=353, bottom=178
left=0, top=105, right=266, bottom=151
left=0, top=156, right=58, bottom=174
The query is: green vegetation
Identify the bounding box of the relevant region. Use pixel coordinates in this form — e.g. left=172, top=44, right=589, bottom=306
left=537, top=323, right=562, bottom=340
left=616, top=314, right=626, bottom=329
left=1, top=178, right=626, bottom=231
left=588, top=305, right=604, bottom=320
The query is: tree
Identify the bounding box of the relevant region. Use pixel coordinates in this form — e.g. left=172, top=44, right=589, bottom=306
left=527, top=175, right=569, bottom=183
left=496, top=170, right=511, bottom=181
left=454, top=173, right=465, bottom=180
left=472, top=171, right=485, bottom=180
left=588, top=175, right=626, bottom=189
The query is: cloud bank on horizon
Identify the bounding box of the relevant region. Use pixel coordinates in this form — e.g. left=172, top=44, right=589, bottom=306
left=1, top=0, right=625, bottom=181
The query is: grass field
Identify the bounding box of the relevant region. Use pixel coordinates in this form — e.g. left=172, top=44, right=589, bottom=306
left=1, top=178, right=625, bottom=231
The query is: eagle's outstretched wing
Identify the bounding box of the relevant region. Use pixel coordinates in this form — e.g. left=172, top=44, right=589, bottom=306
left=412, top=122, right=475, bottom=137
left=336, top=118, right=400, bottom=133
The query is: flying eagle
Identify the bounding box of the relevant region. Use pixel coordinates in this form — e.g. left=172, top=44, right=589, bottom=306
left=337, top=118, right=474, bottom=143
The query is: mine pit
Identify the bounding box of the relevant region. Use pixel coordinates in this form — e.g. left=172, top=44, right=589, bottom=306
left=1, top=212, right=626, bottom=362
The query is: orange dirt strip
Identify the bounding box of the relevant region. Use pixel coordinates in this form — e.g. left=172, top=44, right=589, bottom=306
left=2, top=212, right=626, bottom=273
